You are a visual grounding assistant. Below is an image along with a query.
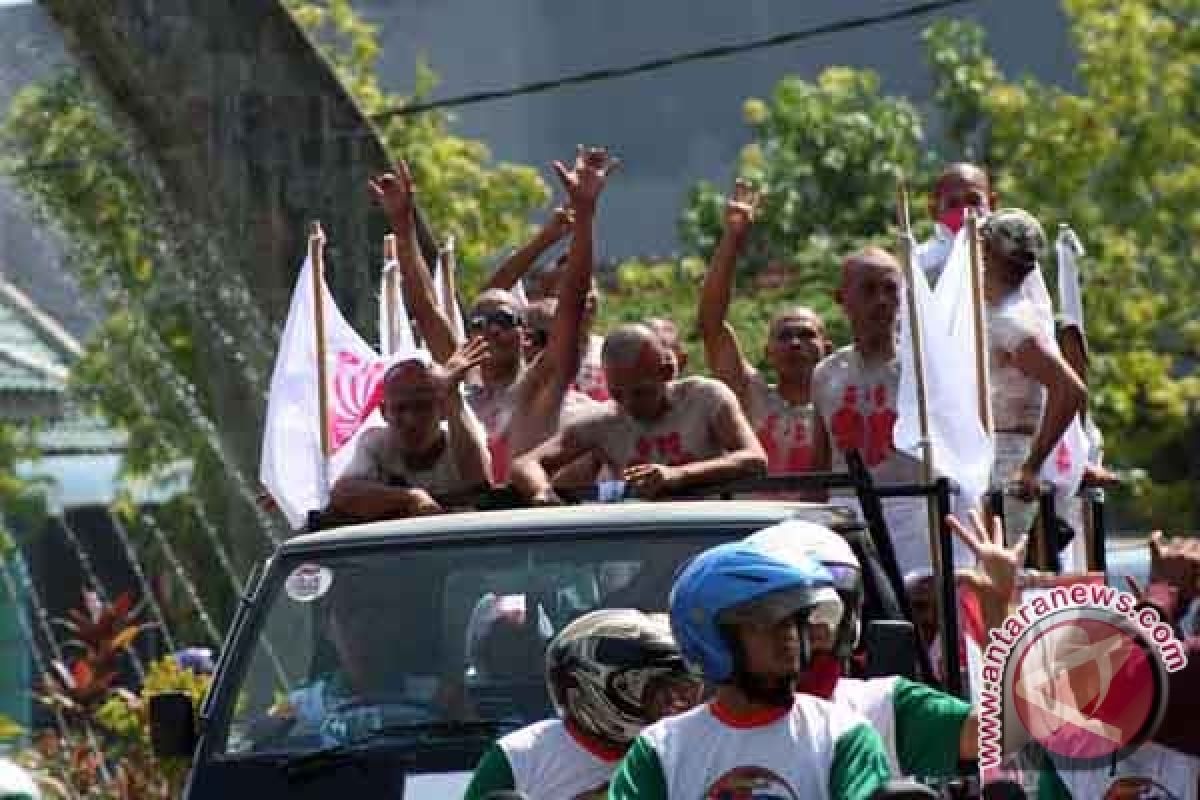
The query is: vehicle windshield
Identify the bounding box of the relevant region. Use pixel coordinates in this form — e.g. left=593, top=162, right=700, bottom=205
left=215, top=528, right=727, bottom=759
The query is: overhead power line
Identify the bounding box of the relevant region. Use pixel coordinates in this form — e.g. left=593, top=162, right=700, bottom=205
left=371, top=0, right=981, bottom=121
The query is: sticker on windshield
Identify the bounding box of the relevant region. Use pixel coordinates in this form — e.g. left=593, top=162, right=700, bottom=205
left=285, top=564, right=333, bottom=603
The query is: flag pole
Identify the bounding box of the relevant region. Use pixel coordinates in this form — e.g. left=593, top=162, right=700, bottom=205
left=309, top=221, right=332, bottom=463
left=966, top=211, right=995, bottom=437
left=382, top=233, right=399, bottom=355
left=897, top=176, right=957, bottom=691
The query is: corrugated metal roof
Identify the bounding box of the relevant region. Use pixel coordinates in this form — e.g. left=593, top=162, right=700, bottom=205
left=0, top=283, right=73, bottom=386
left=0, top=274, right=127, bottom=454
left=34, top=404, right=127, bottom=454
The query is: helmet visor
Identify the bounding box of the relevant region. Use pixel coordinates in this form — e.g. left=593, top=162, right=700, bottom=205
left=717, top=585, right=834, bottom=627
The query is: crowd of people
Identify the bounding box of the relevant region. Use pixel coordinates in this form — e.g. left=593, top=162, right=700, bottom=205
left=311, top=148, right=1199, bottom=798
left=340, top=151, right=1104, bottom=572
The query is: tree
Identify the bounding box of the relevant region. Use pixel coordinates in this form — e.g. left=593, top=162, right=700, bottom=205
left=1, top=0, right=552, bottom=647
left=616, top=1, right=1198, bottom=530
left=924, top=1, right=1200, bottom=528
left=609, top=66, right=935, bottom=377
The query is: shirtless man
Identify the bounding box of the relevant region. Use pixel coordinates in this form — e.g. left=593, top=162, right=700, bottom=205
left=330, top=339, right=491, bottom=518
left=918, top=162, right=996, bottom=285
left=510, top=323, right=766, bottom=503
left=698, top=180, right=832, bottom=479
left=812, top=247, right=957, bottom=577
left=369, top=147, right=615, bottom=484
left=644, top=317, right=688, bottom=378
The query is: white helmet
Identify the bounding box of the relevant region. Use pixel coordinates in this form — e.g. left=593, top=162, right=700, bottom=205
left=545, top=608, right=692, bottom=745
left=746, top=520, right=863, bottom=658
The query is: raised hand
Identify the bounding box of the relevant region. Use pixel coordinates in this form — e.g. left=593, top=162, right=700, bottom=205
left=440, top=336, right=490, bottom=390
left=1149, top=530, right=1200, bottom=601
left=724, top=179, right=762, bottom=238
left=368, top=161, right=417, bottom=230
left=948, top=510, right=1028, bottom=606
left=552, top=145, right=621, bottom=213
left=440, top=234, right=456, bottom=257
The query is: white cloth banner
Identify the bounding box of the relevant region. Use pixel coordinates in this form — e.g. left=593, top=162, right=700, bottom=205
left=896, top=230, right=994, bottom=512
left=261, top=252, right=393, bottom=530
left=379, top=260, right=417, bottom=357
left=1022, top=262, right=1089, bottom=502
left=1055, top=226, right=1086, bottom=333
left=434, top=254, right=467, bottom=342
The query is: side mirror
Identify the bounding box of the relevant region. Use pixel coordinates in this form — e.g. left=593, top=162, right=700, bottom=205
left=148, top=691, right=198, bottom=760
left=870, top=779, right=939, bottom=799
left=862, top=620, right=919, bottom=680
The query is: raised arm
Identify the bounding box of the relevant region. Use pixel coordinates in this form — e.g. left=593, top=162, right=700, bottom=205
left=1011, top=335, right=1087, bottom=497
left=518, top=148, right=619, bottom=429
left=483, top=205, right=573, bottom=292
left=370, top=162, right=459, bottom=362
left=697, top=179, right=761, bottom=406
left=439, top=337, right=494, bottom=491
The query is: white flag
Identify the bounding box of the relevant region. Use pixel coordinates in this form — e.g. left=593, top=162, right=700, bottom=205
left=1022, top=265, right=1090, bottom=502
left=512, top=277, right=529, bottom=308
left=260, top=252, right=390, bottom=530
left=434, top=254, right=467, bottom=342
left=896, top=230, right=994, bottom=511
left=1055, top=226, right=1086, bottom=333
left=379, top=260, right=417, bottom=357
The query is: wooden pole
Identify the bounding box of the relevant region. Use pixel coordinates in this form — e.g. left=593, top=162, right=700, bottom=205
left=897, top=177, right=958, bottom=691
left=966, top=211, right=995, bottom=437
left=382, top=233, right=399, bottom=355
left=309, top=221, right=332, bottom=461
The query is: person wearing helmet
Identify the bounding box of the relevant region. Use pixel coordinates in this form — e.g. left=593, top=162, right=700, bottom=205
left=748, top=519, right=1072, bottom=799
left=747, top=521, right=975, bottom=776
left=463, top=609, right=703, bottom=800
left=608, top=541, right=890, bottom=800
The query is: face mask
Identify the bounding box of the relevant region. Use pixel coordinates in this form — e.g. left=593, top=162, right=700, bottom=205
left=793, top=653, right=842, bottom=700
left=938, top=206, right=968, bottom=234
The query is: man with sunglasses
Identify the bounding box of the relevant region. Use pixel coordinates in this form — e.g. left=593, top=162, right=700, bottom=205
left=488, top=244, right=611, bottom=404
left=330, top=339, right=492, bottom=518
left=371, top=147, right=616, bottom=485
left=510, top=323, right=766, bottom=503
left=698, top=179, right=832, bottom=484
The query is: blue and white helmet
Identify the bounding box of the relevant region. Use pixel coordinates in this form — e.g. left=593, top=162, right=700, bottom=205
left=746, top=520, right=864, bottom=658
left=668, top=541, right=837, bottom=682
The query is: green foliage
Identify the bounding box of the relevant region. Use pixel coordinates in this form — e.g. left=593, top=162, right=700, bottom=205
left=924, top=2, right=1200, bottom=526
left=0, top=713, right=22, bottom=743
left=676, top=66, right=929, bottom=359
left=0, top=0, right=554, bottom=655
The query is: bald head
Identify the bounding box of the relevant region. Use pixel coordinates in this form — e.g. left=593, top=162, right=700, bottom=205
left=936, top=162, right=989, bottom=192
left=602, top=323, right=669, bottom=369
left=472, top=288, right=522, bottom=316
left=383, top=358, right=436, bottom=393
left=769, top=306, right=825, bottom=340
left=840, top=247, right=902, bottom=290
left=932, top=163, right=994, bottom=223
